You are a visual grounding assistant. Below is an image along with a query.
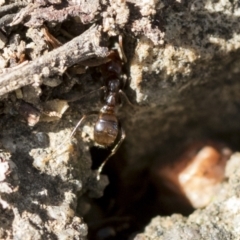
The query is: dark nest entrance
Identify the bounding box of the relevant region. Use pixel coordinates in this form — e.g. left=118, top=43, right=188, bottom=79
left=82, top=128, right=239, bottom=240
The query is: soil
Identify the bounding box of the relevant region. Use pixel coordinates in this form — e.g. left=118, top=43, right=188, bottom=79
left=1, top=0, right=240, bottom=240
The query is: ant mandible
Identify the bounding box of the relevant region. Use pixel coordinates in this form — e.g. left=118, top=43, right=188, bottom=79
left=70, top=36, right=131, bottom=180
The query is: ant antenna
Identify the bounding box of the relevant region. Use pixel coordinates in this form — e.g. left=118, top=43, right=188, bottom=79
left=69, top=111, right=98, bottom=138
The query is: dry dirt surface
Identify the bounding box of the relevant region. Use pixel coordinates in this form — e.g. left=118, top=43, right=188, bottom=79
left=1, top=0, right=240, bottom=239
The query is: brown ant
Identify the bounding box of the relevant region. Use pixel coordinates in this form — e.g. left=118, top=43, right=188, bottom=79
left=70, top=36, right=132, bottom=180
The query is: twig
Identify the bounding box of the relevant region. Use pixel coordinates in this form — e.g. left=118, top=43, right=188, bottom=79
left=0, top=2, right=27, bottom=27
left=0, top=13, right=15, bottom=28
left=0, top=2, right=27, bottom=18
left=0, top=25, right=109, bottom=97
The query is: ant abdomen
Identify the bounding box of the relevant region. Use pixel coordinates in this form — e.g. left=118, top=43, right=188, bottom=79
left=94, top=112, right=119, bottom=147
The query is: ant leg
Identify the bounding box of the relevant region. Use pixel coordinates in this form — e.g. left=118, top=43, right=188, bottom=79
left=67, top=86, right=106, bottom=103
left=119, top=90, right=134, bottom=108
left=47, top=111, right=97, bottom=161
left=96, top=127, right=126, bottom=180
left=70, top=111, right=98, bottom=138
left=118, top=35, right=127, bottom=63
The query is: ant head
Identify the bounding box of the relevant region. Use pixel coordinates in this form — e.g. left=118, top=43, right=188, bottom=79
left=100, top=51, right=123, bottom=79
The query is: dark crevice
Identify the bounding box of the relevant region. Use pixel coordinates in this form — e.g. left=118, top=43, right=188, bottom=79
left=84, top=129, right=240, bottom=240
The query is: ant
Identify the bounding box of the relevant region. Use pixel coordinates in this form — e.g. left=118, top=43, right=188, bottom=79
left=70, top=36, right=132, bottom=180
